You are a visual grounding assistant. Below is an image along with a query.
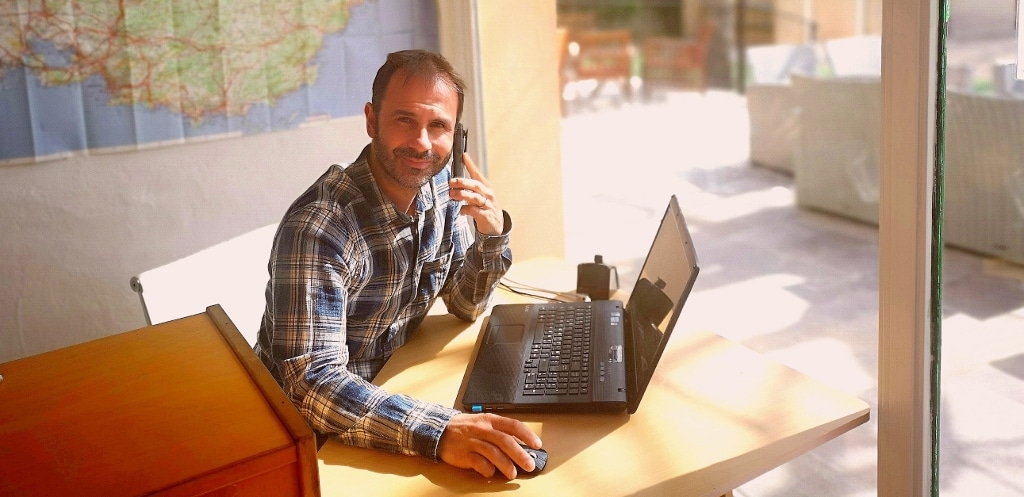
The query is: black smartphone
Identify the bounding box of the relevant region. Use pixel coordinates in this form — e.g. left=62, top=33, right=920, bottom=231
left=452, top=122, right=467, bottom=178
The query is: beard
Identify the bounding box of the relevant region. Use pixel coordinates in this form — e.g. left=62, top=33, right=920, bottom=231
left=371, top=138, right=449, bottom=190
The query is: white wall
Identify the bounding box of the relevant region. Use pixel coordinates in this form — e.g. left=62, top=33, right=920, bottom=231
left=0, top=117, right=367, bottom=362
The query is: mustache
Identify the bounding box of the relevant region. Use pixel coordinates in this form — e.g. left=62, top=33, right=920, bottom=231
left=393, top=147, right=441, bottom=162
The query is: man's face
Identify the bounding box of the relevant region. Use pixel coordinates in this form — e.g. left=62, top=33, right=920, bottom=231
left=365, top=70, right=459, bottom=192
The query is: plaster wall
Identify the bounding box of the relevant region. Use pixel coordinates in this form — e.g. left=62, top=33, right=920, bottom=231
left=0, top=117, right=366, bottom=362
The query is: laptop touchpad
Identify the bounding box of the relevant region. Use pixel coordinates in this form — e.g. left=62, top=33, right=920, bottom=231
left=487, top=325, right=525, bottom=344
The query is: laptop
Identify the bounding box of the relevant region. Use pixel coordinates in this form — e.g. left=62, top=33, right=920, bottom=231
left=460, top=195, right=700, bottom=413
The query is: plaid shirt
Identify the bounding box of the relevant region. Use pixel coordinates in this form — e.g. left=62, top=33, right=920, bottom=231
left=255, top=145, right=512, bottom=459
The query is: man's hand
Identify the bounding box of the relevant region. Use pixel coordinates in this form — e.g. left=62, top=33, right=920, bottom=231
left=437, top=413, right=543, bottom=479
left=450, top=154, right=504, bottom=235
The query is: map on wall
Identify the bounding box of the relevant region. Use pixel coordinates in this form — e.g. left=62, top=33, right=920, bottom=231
left=0, top=0, right=438, bottom=165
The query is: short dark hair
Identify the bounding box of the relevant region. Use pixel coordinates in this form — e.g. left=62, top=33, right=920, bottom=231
left=370, top=50, right=467, bottom=123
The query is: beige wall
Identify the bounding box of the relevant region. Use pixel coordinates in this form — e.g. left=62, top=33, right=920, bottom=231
left=475, top=0, right=565, bottom=260
left=815, top=0, right=861, bottom=40
left=863, top=0, right=883, bottom=36
left=815, top=0, right=883, bottom=39
left=774, top=0, right=883, bottom=44
left=773, top=0, right=810, bottom=43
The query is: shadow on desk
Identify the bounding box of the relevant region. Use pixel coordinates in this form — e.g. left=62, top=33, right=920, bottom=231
left=313, top=259, right=869, bottom=495
left=317, top=410, right=629, bottom=494
left=319, top=442, right=529, bottom=493
left=319, top=307, right=632, bottom=493
left=318, top=309, right=627, bottom=493
left=370, top=313, right=476, bottom=387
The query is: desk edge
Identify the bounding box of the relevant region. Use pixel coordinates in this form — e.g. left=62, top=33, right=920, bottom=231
left=206, top=304, right=322, bottom=497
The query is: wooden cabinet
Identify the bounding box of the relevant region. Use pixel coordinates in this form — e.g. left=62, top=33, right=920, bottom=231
left=0, top=305, right=319, bottom=497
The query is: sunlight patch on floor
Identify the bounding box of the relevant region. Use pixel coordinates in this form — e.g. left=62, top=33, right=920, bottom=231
left=682, top=273, right=809, bottom=340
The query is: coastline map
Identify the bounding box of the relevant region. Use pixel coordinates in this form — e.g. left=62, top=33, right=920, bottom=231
left=0, top=0, right=439, bottom=164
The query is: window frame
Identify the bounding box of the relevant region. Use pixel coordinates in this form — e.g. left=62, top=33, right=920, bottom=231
left=878, top=0, right=940, bottom=495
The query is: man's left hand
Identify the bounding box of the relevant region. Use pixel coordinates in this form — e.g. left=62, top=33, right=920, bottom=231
left=450, top=153, right=504, bottom=235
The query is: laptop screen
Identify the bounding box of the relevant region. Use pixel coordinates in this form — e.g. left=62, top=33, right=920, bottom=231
left=624, top=195, right=700, bottom=412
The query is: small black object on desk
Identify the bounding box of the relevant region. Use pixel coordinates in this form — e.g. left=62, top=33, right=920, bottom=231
left=576, top=254, right=618, bottom=300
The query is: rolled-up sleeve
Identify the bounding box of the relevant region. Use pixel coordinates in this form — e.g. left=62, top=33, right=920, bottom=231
left=442, top=210, right=513, bottom=321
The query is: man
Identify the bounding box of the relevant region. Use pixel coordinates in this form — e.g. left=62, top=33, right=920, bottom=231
left=254, top=50, right=541, bottom=480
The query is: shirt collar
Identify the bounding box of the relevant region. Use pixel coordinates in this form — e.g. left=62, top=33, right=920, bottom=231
left=350, top=144, right=454, bottom=223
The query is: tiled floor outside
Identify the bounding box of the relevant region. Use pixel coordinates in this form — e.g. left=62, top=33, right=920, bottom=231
left=558, top=89, right=1024, bottom=496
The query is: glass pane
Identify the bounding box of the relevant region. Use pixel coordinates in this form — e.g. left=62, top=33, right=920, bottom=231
left=557, top=1, right=880, bottom=495
left=940, top=3, right=1024, bottom=495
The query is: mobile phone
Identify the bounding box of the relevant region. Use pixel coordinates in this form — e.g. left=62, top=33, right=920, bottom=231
left=452, top=122, right=467, bottom=178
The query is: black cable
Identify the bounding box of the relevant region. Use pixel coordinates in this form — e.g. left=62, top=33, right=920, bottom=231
left=497, top=281, right=563, bottom=302
left=498, top=277, right=587, bottom=303
left=495, top=278, right=561, bottom=301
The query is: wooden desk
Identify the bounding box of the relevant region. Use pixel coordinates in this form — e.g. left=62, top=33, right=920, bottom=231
left=317, top=259, right=870, bottom=496
left=0, top=305, right=319, bottom=497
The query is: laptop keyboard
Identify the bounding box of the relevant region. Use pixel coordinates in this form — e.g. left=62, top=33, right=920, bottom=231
left=522, top=306, right=592, bottom=396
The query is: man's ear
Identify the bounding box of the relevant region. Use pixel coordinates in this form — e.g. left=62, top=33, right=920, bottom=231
left=364, top=102, right=376, bottom=138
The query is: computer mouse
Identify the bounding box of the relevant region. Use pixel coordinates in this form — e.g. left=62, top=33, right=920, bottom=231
left=514, top=444, right=548, bottom=475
